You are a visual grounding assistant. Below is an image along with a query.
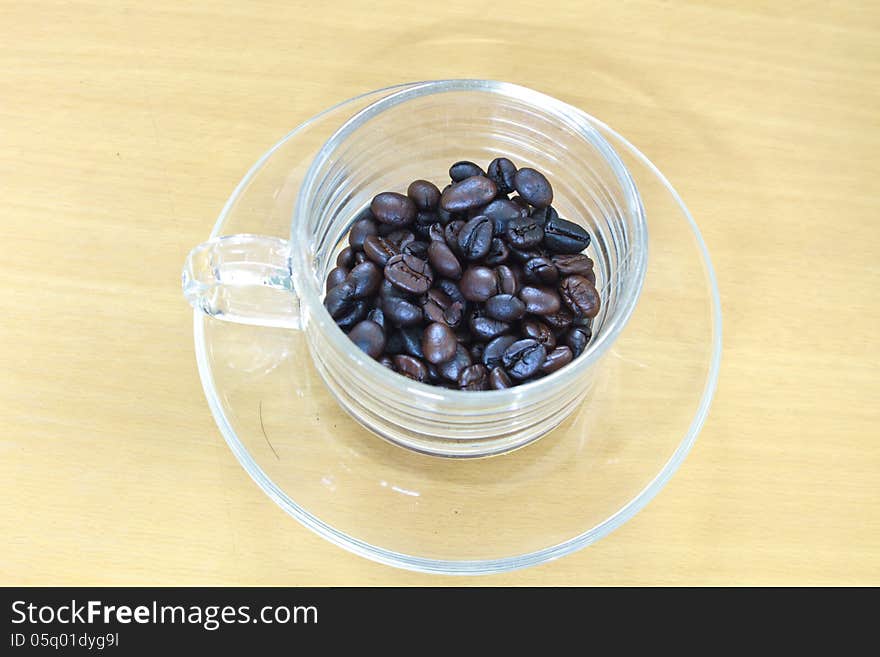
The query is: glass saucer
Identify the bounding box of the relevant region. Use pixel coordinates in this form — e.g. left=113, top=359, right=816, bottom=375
left=193, top=101, right=721, bottom=575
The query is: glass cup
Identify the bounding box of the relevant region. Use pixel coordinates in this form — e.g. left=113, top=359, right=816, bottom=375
left=183, top=80, right=647, bottom=457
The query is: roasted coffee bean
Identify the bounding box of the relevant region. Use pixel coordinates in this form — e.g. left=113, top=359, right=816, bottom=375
left=347, top=261, right=382, bottom=298
left=449, top=160, right=484, bottom=182
left=436, top=206, right=458, bottom=225
left=366, top=307, right=387, bottom=333
left=454, top=326, right=472, bottom=344
left=529, top=205, right=558, bottom=228
left=426, top=363, right=441, bottom=381
left=371, top=192, right=417, bottom=226
left=379, top=279, right=407, bottom=299
left=458, top=364, right=489, bottom=390
left=507, top=245, right=544, bottom=264
left=457, top=215, right=494, bottom=261
left=354, top=252, right=367, bottom=265
left=481, top=198, right=526, bottom=233
left=324, top=281, right=355, bottom=318
left=336, top=246, right=356, bottom=269
left=440, top=175, right=497, bottom=212
left=437, top=344, right=472, bottom=382
left=382, top=296, right=423, bottom=327
left=495, top=264, right=520, bottom=295
left=379, top=354, right=395, bottom=369
left=487, top=157, right=517, bottom=195
left=502, top=339, right=547, bottom=380
left=542, top=345, right=573, bottom=374
left=505, top=215, right=544, bottom=248
left=565, top=326, right=591, bottom=358
left=385, top=229, right=415, bottom=250
left=348, top=218, right=378, bottom=249
left=393, top=354, right=429, bottom=382
left=399, top=326, right=425, bottom=359
left=326, top=266, right=349, bottom=291
left=444, top=220, right=466, bottom=254
left=585, top=269, right=596, bottom=285
left=542, top=306, right=574, bottom=331
left=523, top=257, right=559, bottom=284
left=335, top=299, right=369, bottom=329
left=514, top=167, right=553, bottom=208
left=518, top=285, right=561, bottom=315
left=348, top=320, right=386, bottom=358
left=384, top=330, right=404, bottom=354
left=403, top=240, right=429, bottom=260
left=522, top=319, right=557, bottom=352
left=427, top=240, right=462, bottom=279
left=551, top=253, right=594, bottom=277
left=484, top=238, right=509, bottom=265
left=428, top=222, right=446, bottom=242
left=485, top=294, right=526, bottom=321
left=384, top=253, right=433, bottom=294
left=559, top=275, right=601, bottom=317
left=469, top=342, right=485, bottom=362
left=543, top=217, right=591, bottom=254
left=436, top=278, right=468, bottom=307
left=489, top=366, right=513, bottom=389
left=460, top=266, right=499, bottom=302
left=469, top=313, right=511, bottom=341
left=483, top=335, right=518, bottom=370
left=412, top=211, right=437, bottom=239
left=511, top=195, right=531, bottom=211
left=422, top=322, right=457, bottom=364
left=407, top=179, right=441, bottom=210
left=362, top=235, right=399, bottom=266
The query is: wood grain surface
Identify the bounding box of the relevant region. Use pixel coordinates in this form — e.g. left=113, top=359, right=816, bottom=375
left=1, top=0, right=877, bottom=585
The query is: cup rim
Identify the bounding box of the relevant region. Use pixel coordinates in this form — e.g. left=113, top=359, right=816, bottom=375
left=292, top=79, right=648, bottom=406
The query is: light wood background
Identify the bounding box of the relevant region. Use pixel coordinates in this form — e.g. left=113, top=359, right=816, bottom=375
left=1, top=0, right=878, bottom=585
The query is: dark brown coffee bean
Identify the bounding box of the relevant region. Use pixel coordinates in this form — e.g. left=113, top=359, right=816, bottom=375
left=565, top=326, right=591, bottom=358
left=384, top=253, right=433, bottom=294
left=523, top=257, right=559, bottom=284
left=522, top=319, right=557, bottom=351
left=487, top=157, right=517, bottom=195
left=518, top=285, right=561, bottom=315
left=449, top=161, right=484, bottom=182
left=542, top=307, right=574, bottom=331
left=552, top=253, right=594, bottom=277
left=371, top=192, right=416, bottom=226
left=585, top=269, right=596, bottom=285
left=483, top=335, right=518, bottom=370
left=485, top=294, right=526, bottom=321
left=457, top=215, right=494, bottom=261
left=399, top=326, right=424, bottom=358
left=436, top=206, right=459, bottom=225
left=426, top=363, right=441, bottom=381
left=514, top=167, right=553, bottom=208
left=542, top=345, right=573, bottom=374
left=481, top=198, right=526, bottom=233
left=529, top=205, right=558, bottom=227
left=484, top=238, right=509, bottom=265
left=336, top=246, right=356, bottom=269
left=347, top=261, right=382, bottom=298
left=324, top=281, right=355, bottom=318
left=458, top=364, right=489, bottom=390
left=407, top=179, right=441, bottom=210
left=508, top=245, right=544, bottom=264
left=403, top=240, right=429, bottom=260
left=460, top=266, right=499, bottom=302
left=444, top=220, right=466, bottom=254
left=362, top=235, right=399, bottom=266
left=326, top=266, right=349, bottom=291
left=379, top=354, right=395, bottom=369
left=543, top=216, right=591, bottom=254
left=348, top=218, right=378, bottom=249
left=335, top=299, right=369, bottom=329
left=428, top=223, right=446, bottom=242
left=412, top=211, right=437, bottom=239
left=437, top=344, right=472, bottom=382
left=422, top=322, right=457, bottom=364
left=393, top=354, right=429, bottom=382
left=559, top=275, right=601, bottom=317
left=511, top=195, right=531, bottom=211
left=502, top=339, right=547, bottom=380
left=348, top=320, right=385, bottom=358
left=382, top=296, right=422, bottom=327
left=354, top=252, right=367, bottom=265
left=469, top=342, right=485, bottom=362
left=385, top=229, right=415, bottom=250
left=505, top=215, right=544, bottom=248
left=440, top=175, right=497, bottom=212
left=469, top=312, right=511, bottom=341
left=489, top=366, right=513, bottom=389
left=427, top=240, right=462, bottom=279
left=367, top=307, right=387, bottom=333
left=384, top=330, right=404, bottom=354
left=495, top=264, right=521, bottom=295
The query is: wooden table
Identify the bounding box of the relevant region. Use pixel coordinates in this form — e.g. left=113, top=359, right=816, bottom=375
left=2, top=0, right=877, bottom=585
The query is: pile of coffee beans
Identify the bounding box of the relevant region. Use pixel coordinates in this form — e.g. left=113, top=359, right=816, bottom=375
left=323, top=158, right=600, bottom=390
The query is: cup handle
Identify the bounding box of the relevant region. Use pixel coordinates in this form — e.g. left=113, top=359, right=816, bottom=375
left=182, top=234, right=302, bottom=329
